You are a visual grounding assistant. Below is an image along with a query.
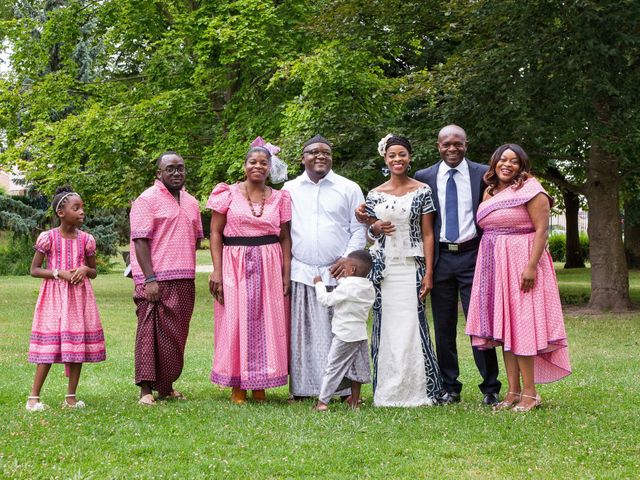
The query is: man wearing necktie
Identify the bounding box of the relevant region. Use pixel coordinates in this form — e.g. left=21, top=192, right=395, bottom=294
left=414, top=125, right=501, bottom=406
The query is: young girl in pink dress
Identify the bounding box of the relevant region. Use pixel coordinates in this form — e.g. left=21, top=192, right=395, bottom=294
left=26, top=187, right=106, bottom=411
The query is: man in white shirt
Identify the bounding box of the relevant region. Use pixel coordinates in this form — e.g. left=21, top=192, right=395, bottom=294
left=283, top=135, right=367, bottom=400
left=414, top=125, right=501, bottom=406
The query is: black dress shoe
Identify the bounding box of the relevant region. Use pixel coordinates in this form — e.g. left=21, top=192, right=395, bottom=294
left=439, top=392, right=461, bottom=405
left=482, top=393, right=500, bottom=406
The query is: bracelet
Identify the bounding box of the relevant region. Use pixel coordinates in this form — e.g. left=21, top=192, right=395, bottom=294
left=367, top=225, right=383, bottom=240
left=144, top=275, right=157, bottom=284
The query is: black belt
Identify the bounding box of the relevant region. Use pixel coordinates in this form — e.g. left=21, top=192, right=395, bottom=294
left=439, top=237, right=480, bottom=253
left=223, top=235, right=279, bottom=246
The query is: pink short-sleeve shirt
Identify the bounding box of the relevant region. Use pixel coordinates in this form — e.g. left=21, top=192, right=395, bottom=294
left=129, top=180, right=204, bottom=285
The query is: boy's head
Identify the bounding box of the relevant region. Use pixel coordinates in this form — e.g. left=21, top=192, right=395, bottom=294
left=345, top=249, right=373, bottom=278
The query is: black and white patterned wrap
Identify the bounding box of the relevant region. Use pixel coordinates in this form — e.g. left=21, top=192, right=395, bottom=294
left=364, top=186, right=442, bottom=399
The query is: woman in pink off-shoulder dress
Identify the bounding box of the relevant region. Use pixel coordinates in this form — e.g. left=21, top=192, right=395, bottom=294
left=466, top=144, right=571, bottom=412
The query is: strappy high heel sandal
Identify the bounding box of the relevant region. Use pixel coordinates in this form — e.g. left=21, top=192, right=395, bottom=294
left=512, top=393, right=542, bottom=412
left=25, top=396, right=47, bottom=412
left=493, top=392, right=521, bottom=411
left=62, top=394, right=86, bottom=408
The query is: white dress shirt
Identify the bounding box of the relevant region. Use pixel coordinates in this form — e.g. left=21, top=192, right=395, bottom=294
left=436, top=158, right=477, bottom=243
left=314, top=277, right=375, bottom=342
left=283, top=170, right=366, bottom=286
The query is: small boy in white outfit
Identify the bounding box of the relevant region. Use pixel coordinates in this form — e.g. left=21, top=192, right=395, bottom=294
left=313, top=249, right=375, bottom=411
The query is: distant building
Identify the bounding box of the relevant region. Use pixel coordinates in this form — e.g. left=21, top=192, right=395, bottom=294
left=549, top=211, right=588, bottom=235
left=0, top=168, right=27, bottom=196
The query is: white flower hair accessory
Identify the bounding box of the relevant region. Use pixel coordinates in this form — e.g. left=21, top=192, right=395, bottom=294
left=250, top=136, right=288, bottom=183
left=377, top=133, right=394, bottom=157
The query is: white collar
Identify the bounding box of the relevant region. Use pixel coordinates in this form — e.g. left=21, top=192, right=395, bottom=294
left=300, top=169, right=337, bottom=185
left=438, top=158, right=469, bottom=177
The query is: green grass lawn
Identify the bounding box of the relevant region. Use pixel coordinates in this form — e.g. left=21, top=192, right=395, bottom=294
left=1, top=269, right=639, bottom=479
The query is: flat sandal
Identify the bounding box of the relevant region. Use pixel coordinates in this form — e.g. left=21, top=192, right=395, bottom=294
left=26, top=396, right=47, bottom=412
left=62, top=394, right=86, bottom=409
left=493, top=392, right=521, bottom=411
left=512, top=393, right=542, bottom=412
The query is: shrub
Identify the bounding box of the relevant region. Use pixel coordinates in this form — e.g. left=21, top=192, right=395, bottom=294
left=547, top=232, right=590, bottom=263
left=84, top=215, right=120, bottom=274
left=0, top=233, right=34, bottom=276
left=579, top=232, right=589, bottom=260
left=548, top=233, right=566, bottom=262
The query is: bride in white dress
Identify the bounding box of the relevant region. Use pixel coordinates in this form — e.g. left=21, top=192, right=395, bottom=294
left=365, top=135, right=444, bottom=407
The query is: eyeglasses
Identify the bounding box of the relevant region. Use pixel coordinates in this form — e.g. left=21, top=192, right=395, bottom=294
left=160, top=165, right=186, bottom=174
left=303, top=149, right=332, bottom=157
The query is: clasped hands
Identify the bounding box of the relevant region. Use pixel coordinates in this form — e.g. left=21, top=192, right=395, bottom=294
left=57, top=266, right=91, bottom=285
left=355, top=204, right=431, bottom=300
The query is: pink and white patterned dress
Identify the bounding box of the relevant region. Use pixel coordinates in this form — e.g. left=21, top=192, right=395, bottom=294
left=207, top=183, right=291, bottom=390
left=466, top=178, right=571, bottom=383
left=29, top=228, right=106, bottom=364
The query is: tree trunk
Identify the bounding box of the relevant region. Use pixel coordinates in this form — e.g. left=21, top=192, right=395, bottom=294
left=585, top=141, right=631, bottom=311
left=624, top=198, right=640, bottom=268
left=563, top=189, right=585, bottom=269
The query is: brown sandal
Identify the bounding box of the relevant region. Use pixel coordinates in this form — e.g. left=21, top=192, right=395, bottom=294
left=138, top=394, right=156, bottom=406
left=251, top=390, right=266, bottom=402
left=159, top=389, right=187, bottom=401
left=231, top=387, right=246, bottom=404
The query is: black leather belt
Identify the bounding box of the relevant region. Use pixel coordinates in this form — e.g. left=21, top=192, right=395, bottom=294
left=439, top=237, right=480, bottom=253
left=223, top=235, right=279, bottom=246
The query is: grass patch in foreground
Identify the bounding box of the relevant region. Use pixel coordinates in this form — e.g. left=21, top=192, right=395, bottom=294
left=0, top=273, right=639, bottom=479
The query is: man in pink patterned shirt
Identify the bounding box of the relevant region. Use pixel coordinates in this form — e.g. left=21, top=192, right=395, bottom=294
left=129, top=151, right=203, bottom=405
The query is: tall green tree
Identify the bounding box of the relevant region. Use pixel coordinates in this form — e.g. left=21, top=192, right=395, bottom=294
left=0, top=0, right=394, bottom=204
left=415, top=0, right=639, bottom=311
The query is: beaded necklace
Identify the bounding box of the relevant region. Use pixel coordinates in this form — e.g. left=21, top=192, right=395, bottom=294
left=243, top=185, right=267, bottom=217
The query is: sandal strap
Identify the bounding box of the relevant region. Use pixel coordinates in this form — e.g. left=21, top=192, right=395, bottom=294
left=27, top=396, right=40, bottom=399
left=507, top=392, right=521, bottom=397
left=65, top=394, right=76, bottom=397
left=520, top=394, right=539, bottom=400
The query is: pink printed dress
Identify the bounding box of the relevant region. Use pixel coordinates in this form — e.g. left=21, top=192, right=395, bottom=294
left=466, top=178, right=571, bottom=383
left=207, top=183, right=291, bottom=390
left=29, top=228, right=106, bottom=364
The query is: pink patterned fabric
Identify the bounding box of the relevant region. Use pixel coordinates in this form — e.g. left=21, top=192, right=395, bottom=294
left=466, top=178, right=571, bottom=383
left=207, top=183, right=291, bottom=389
left=129, top=180, right=204, bottom=285
left=29, top=228, right=106, bottom=364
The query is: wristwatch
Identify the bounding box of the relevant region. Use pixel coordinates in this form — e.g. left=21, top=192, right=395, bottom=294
left=52, top=269, right=59, bottom=280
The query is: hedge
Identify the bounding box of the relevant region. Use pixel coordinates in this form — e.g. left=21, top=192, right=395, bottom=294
left=548, top=232, right=589, bottom=263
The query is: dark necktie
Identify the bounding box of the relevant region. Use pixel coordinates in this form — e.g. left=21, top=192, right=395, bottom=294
left=445, top=169, right=459, bottom=242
